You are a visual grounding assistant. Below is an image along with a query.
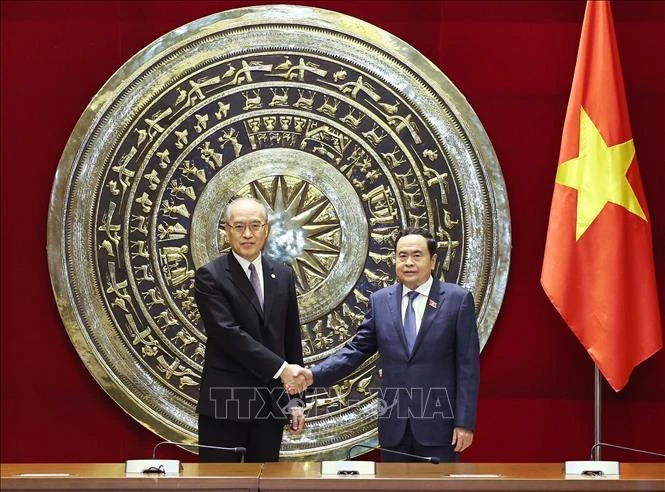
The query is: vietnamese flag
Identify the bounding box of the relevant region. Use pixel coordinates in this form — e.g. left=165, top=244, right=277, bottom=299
left=541, top=0, right=662, bottom=391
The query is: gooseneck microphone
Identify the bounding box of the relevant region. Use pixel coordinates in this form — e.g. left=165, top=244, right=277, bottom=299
left=152, top=441, right=247, bottom=459
left=347, top=444, right=440, bottom=464
left=589, top=442, right=665, bottom=459
left=126, top=441, right=246, bottom=474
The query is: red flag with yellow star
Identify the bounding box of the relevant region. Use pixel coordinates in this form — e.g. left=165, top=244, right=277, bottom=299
left=541, top=0, right=662, bottom=391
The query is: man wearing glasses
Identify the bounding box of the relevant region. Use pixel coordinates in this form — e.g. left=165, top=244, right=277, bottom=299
left=195, top=197, right=307, bottom=462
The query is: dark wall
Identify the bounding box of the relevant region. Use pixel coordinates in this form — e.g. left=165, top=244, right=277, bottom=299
left=1, top=0, right=663, bottom=462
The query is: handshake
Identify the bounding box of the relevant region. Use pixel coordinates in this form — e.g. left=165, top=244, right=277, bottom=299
left=279, top=363, right=314, bottom=394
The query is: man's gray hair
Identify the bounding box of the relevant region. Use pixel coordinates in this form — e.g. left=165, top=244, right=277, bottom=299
left=223, top=197, right=270, bottom=223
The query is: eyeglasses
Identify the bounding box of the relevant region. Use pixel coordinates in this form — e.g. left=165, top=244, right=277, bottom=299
left=228, top=222, right=266, bottom=234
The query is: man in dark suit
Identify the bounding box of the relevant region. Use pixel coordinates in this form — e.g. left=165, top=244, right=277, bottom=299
left=303, top=228, right=480, bottom=462
left=195, top=197, right=307, bottom=462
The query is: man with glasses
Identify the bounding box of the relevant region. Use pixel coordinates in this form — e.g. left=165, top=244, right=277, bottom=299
left=195, top=197, right=307, bottom=462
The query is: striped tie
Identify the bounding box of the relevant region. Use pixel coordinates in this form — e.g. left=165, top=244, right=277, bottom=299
left=249, top=263, right=263, bottom=309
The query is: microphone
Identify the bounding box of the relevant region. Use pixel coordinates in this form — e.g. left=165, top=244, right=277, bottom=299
left=127, top=441, right=247, bottom=474
left=152, top=441, right=246, bottom=458
left=347, top=444, right=440, bottom=464
left=589, top=442, right=665, bottom=459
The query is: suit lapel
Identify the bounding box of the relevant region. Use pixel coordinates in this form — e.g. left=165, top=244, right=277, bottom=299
left=387, top=283, right=410, bottom=358
left=410, top=278, right=443, bottom=359
left=261, top=257, right=275, bottom=322
left=227, top=253, right=264, bottom=320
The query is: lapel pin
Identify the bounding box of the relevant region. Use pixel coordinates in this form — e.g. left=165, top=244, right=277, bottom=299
left=428, top=299, right=437, bottom=309
left=271, top=273, right=276, bottom=278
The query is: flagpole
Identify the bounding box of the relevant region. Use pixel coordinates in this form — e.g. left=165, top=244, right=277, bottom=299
left=593, top=366, right=601, bottom=460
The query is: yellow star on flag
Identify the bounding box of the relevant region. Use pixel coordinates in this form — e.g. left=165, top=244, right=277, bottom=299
left=556, top=106, right=646, bottom=240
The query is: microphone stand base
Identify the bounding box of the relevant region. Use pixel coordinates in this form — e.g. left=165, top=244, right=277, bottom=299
left=125, top=459, right=181, bottom=475
left=564, top=461, right=620, bottom=476
left=321, top=461, right=376, bottom=475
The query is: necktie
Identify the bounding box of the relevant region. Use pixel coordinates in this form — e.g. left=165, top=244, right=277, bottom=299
left=249, top=263, right=263, bottom=309
left=404, top=290, right=419, bottom=354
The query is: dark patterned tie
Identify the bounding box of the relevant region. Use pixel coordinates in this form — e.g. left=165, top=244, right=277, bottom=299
left=249, top=263, right=263, bottom=309
left=404, top=290, right=419, bottom=354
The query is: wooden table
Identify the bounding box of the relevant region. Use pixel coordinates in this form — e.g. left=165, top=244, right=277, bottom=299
left=260, top=462, right=665, bottom=491
left=0, top=463, right=261, bottom=491
left=2, top=462, right=663, bottom=491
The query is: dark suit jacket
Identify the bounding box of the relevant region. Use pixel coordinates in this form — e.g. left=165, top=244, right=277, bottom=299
left=195, top=253, right=303, bottom=422
left=312, top=279, right=479, bottom=447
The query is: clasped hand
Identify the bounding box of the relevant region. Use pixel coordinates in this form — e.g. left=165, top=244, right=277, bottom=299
left=280, top=363, right=313, bottom=394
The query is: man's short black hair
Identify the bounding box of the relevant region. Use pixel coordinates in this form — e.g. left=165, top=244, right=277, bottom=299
left=393, top=227, right=437, bottom=257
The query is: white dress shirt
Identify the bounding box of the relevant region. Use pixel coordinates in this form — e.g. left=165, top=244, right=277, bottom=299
left=401, top=275, right=434, bottom=335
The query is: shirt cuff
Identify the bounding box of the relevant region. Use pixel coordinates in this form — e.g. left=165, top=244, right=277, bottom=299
left=274, top=361, right=288, bottom=379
